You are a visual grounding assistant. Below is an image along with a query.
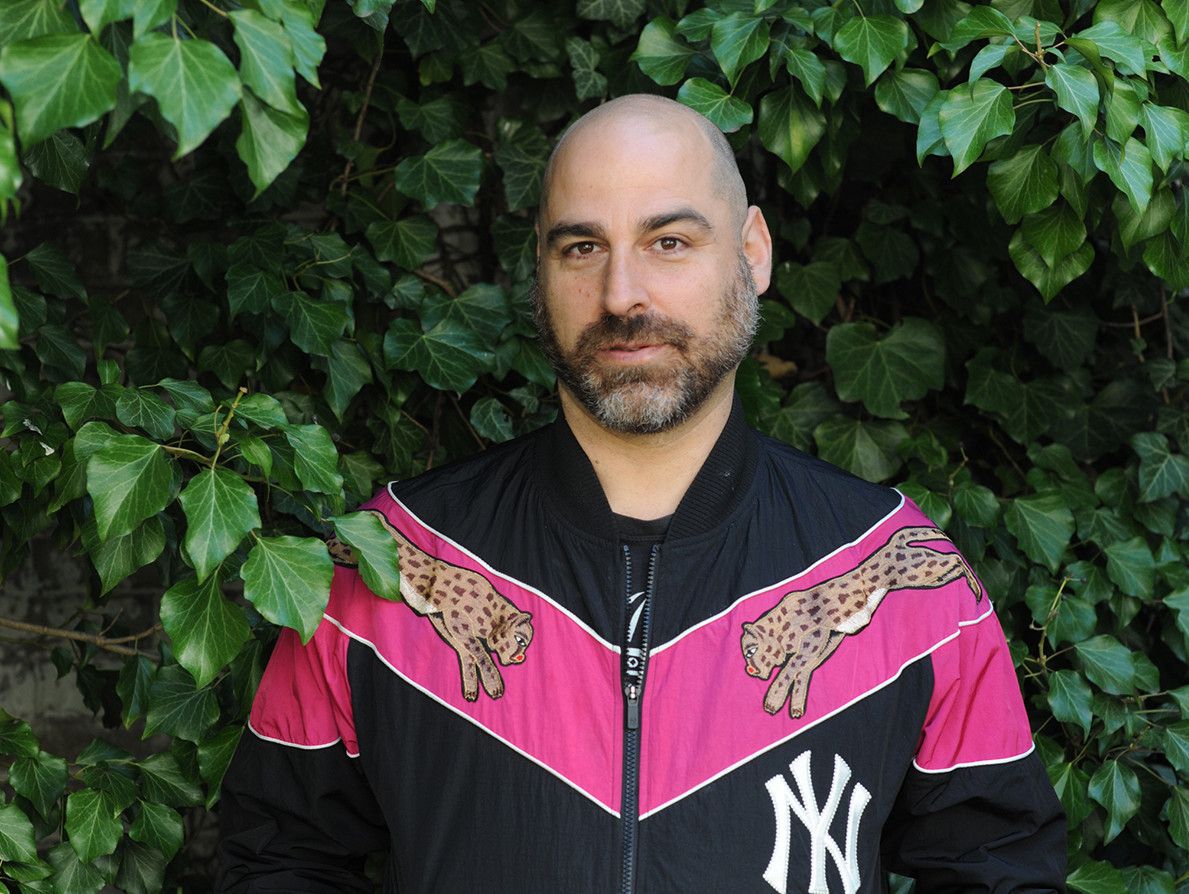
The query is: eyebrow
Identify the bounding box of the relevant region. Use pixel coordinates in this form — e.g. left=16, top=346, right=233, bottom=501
left=544, top=207, right=715, bottom=251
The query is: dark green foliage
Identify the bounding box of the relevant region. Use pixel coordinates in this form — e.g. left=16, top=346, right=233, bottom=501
left=0, top=0, right=1188, bottom=890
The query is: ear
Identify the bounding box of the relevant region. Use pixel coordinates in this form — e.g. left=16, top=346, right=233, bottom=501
left=740, top=206, right=773, bottom=295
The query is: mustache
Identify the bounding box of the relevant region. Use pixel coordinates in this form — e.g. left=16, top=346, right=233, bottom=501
left=574, top=313, right=693, bottom=353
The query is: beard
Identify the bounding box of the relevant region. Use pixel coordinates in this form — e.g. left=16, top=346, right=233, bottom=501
left=530, top=255, right=759, bottom=435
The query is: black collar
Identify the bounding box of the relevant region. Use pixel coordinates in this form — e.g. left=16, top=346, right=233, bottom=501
left=535, top=397, right=758, bottom=542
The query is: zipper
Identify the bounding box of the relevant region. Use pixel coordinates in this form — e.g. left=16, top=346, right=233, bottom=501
left=620, top=543, right=658, bottom=894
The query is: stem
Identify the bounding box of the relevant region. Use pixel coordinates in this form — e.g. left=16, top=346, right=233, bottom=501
left=339, top=40, right=386, bottom=198
left=212, top=387, right=249, bottom=469
left=196, top=0, right=229, bottom=16
left=0, top=617, right=161, bottom=658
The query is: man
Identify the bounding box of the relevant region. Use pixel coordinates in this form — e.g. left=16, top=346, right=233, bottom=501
left=218, top=95, right=1066, bottom=893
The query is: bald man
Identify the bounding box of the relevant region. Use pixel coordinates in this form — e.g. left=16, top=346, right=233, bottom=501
left=218, top=96, right=1066, bottom=894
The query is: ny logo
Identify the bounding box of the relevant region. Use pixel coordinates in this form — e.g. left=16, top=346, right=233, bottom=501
left=762, top=751, right=871, bottom=894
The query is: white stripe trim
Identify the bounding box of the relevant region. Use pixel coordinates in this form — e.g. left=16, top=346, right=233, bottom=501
left=382, top=488, right=617, bottom=652
left=913, top=742, right=1036, bottom=775
left=247, top=720, right=357, bottom=756
left=324, top=612, right=620, bottom=819
left=650, top=492, right=908, bottom=655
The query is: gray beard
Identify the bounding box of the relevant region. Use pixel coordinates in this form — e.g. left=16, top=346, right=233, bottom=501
left=531, top=256, right=759, bottom=435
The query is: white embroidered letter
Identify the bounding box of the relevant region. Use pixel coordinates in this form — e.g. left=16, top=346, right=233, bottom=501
left=762, top=751, right=870, bottom=894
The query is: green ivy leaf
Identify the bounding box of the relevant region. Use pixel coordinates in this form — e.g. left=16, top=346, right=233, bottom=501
left=0, top=256, right=15, bottom=351
left=1047, top=669, right=1094, bottom=736
left=230, top=9, right=300, bottom=116
left=0, top=32, right=121, bottom=146
left=938, top=5, right=1014, bottom=52
left=89, top=515, right=166, bottom=596
left=178, top=468, right=261, bottom=582
left=1104, top=535, right=1156, bottom=597
left=128, top=34, right=242, bottom=158
left=236, top=88, right=308, bottom=196
left=710, top=12, right=769, bottom=88
left=938, top=79, right=1015, bottom=175
left=1004, top=492, right=1074, bottom=573
left=758, top=84, right=826, bottom=175
left=87, top=434, right=174, bottom=541
left=283, top=423, right=344, bottom=493
left=833, top=14, right=909, bottom=86
left=332, top=510, right=403, bottom=602
left=1076, top=635, right=1139, bottom=695
left=225, top=262, right=285, bottom=320
left=366, top=216, right=438, bottom=270
left=565, top=37, right=607, bottom=101
left=391, top=138, right=484, bottom=208
left=421, top=283, right=511, bottom=345
left=1093, top=0, right=1170, bottom=47
left=46, top=839, right=105, bottom=894
left=1042, top=64, right=1098, bottom=147
left=493, top=119, right=550, bottom=212
left=676, top=78, right=753, bottom=132
left=1076, top=21, right=1151, bottom=76
left=273, top=290, right=349, bottom=356
left=631, top=16, right=695, bottom=86
left=0, top=719, right=38, bottom=758
left=143, top=664, right=220, bottom=742
left=0, top=797, right=45, bottom=870
left=1087, top=759, right=1141, bottom=843
left=1165, top=721, right=1189, bottom=776
left=313, top=339, right=374, bottom=421
left=987, top=145, right=1060, bottom=225
left=130, top=800, right=184, bottom=861
left=8, top=752, right=67, bottom=822
left=784, top=48, right=829, bottom=108
left=241, top=534, right=334, bottom=642
left=873, top=67, right=938, bottom=125
left=1066, top=859, right=1128, bottom=894
left=384, top=316, right=494, bottom=392
left=1008, top=228, right=1093, bottom=302
left=115, top=838, right=168, bottom=894
left=64, top=788, right=122, bottom=864
left=197, top=725, right=242, bottom=807
left=826, top=318, right=945, bottom=419
left=471, top=396, right=515, bottom=443
left=0, top=0, right=77, bottom=47
left=813, top=415, right=908, bottom=483
left=776, top=260, right=839, bottom=325
left=1132, top=431, right=1189, bottom=501
left=115, top=388, right=177, bottom=441
left=576, top=0, right=644, bottom=30
left=138, top=751, right=204, bottom=807
left=1093, top=136, right=1153, bottom=215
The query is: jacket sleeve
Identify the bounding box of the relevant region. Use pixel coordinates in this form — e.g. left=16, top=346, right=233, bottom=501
left=883, top=604, right=1068, bottom=893
left=217, top=603, right=389, bottom=893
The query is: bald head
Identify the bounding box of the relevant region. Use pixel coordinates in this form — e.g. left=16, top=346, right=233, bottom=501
left=539, top=95, right=749, bottom=232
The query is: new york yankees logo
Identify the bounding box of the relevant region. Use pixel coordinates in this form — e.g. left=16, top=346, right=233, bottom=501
left=763, top=751, right=870, bottom=894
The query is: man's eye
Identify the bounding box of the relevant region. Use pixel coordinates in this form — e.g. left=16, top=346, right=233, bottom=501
left=657, top=236, right=682, bottom=251
left=567, top=242, right=597, bottom=256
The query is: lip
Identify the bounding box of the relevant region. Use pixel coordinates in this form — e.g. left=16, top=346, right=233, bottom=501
left=598, top=343, right=667, bottom=364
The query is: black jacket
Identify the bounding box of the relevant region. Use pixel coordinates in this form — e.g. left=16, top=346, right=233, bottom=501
left=218, top=402, right=1066, bottom=893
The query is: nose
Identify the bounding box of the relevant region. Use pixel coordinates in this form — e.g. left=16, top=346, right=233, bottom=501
left=600, top=251, right=650, bottom=317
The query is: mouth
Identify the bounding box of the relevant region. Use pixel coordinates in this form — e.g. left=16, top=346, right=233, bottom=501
left=598, top=341, right=669, bottom=363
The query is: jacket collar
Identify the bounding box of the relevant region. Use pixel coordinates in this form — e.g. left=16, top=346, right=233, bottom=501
left=536, top=396, right=758, bottom=541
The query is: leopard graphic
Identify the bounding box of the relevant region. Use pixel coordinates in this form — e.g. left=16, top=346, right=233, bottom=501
left=741, top=526, right=981, bottom=719
left=328, top=510, right=533, bottom=701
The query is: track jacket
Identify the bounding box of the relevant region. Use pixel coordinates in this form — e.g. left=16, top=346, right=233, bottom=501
left=218, top=401, right=1066, bottom=893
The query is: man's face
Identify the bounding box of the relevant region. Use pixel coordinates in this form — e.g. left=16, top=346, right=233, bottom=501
left=533, top=113, right=769, bottom=435
left=531, top=255, right=757, bottom=435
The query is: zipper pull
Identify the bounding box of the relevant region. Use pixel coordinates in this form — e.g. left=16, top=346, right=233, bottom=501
left=625, top=683, right=640, bottom=730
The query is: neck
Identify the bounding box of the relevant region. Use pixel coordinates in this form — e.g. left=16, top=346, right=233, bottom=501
left=560, top=378, right=736, bottom=521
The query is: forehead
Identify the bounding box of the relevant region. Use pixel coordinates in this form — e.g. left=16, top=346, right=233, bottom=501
left=541, top=114, right=725, bottom=227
